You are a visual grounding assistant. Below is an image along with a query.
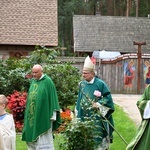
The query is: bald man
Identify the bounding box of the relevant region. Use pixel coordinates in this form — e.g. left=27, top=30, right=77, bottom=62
left=22, top=64, right=61, bottom=150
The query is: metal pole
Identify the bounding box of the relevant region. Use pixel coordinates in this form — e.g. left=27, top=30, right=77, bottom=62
left=99, top=58, right=101, bottom=78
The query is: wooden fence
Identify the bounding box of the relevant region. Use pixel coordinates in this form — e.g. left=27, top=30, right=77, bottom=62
left=58, top=54, right=150, bottom=94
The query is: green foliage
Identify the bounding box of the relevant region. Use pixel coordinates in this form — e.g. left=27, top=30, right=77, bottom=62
left=43, top=63, right=81, bottom=108
left=0, top=58, right=30, bottom=95
left=7, top=68, right=29, bottom=94
left=0, top=61, right=9, bottom=94
left=0, top=59, right=30, bottom=95
left=28, top=45, right=60, bottom=64
left=0, top=46, right=81, bottom=108
left=58, top=118, right=99, bottom=150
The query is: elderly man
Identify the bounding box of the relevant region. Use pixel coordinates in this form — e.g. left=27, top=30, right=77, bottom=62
left=76, top=56, right=115, bottom=150
left=22, top=64, right=61, bottom=150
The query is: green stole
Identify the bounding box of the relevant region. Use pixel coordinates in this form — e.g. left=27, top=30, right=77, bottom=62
left=22, top=74, right=61, bottom=142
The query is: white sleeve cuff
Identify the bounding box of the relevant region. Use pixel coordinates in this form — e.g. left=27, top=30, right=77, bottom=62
left=50, top=111, right=56, bottom=121
left=74, top=108, right=78, bottom=117
left=96, top=102, right=110, bottom=117
left=143, top=101, right=150, bottom=119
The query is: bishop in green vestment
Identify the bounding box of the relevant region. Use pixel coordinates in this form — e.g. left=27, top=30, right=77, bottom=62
left=76, top=56, right=115, bottom=150
left=126, top=85, right=150, bottom=150
left=22, top=64, right=61, bottom=149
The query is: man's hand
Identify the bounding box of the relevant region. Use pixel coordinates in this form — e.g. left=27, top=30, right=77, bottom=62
left=92, top=102, right=99, bottom=108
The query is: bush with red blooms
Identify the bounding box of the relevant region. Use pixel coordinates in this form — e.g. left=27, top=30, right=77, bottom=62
left=7, top=91, right=27, bottom=132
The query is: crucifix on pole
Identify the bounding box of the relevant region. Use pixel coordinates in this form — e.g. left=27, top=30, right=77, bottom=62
left=133, top=41, right=146, bottom=94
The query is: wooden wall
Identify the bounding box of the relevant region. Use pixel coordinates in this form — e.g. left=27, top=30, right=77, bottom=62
left=58, top=54, right=150, bottom=94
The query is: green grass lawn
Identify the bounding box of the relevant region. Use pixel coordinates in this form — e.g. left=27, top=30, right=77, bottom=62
left=109, top=104, right=138, bottom=150
left=16, top=134, right=26, bottom=150
left=16, top=104, right=138, bottom=150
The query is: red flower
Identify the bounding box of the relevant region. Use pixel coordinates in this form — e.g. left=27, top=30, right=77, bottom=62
left=15, top=121, right=24, bottom=132
left=7, top=91, right=27, bottom=132
left=60, top=109, right=72, bottom=122
left=54, top=109, right=73, bottom=134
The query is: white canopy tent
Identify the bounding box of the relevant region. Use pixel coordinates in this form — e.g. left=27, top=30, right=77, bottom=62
left=92, top=50, right=121, bottom=59
left=92, top=50, right=121, bottom=77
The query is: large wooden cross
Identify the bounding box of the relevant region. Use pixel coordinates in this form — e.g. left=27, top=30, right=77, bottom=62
left=133, top=41, right=146, bottom=94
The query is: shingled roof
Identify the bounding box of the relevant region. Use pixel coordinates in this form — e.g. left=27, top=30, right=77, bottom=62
left=0, top=0, right=58, bottom=46
left=73, top=15, right=150, bottom=53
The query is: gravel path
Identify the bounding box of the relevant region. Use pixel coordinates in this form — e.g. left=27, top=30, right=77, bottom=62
left=112, top=94, right=142, bottom=126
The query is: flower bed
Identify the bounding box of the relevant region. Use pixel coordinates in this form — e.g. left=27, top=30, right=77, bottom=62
left=6, top=92, right=73, bottom=133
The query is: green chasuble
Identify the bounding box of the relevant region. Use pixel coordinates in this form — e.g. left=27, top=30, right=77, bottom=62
left=76, top=77, right=115, bottom=144
left=126, top=85, right=150, bottom=150
left=22, top=74, right=61, bottom=142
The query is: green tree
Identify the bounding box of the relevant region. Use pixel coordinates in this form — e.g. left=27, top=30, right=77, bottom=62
left=58, top=0, right=149, bottom=56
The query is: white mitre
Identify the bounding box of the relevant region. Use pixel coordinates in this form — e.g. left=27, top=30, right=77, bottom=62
left=83, top=56, right=95, bottom=72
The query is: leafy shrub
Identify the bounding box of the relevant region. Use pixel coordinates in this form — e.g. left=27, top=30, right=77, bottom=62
left=0, top=62, right=9, bottom=94
left=0, top=59, right=30, bottom=95
left=44, top=63, right=81, bottom=108
left=58, top=117, right=100, bottom=150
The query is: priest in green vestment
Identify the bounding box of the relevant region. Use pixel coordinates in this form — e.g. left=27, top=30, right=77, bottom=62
left=22, top=64, right=61, bottom=150
left=75, top=56, right=115, bottom=150
left=126, top=85, right=150, bottom=150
